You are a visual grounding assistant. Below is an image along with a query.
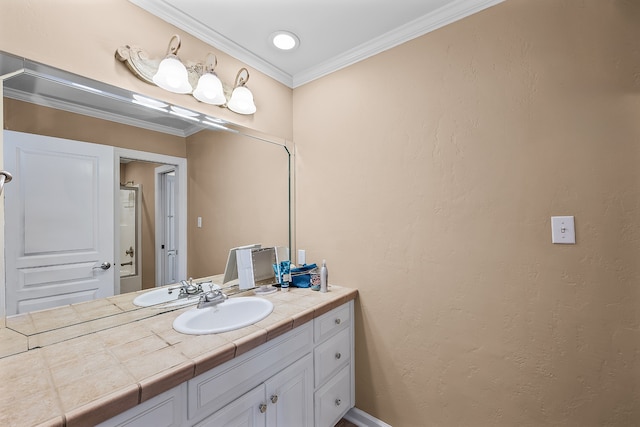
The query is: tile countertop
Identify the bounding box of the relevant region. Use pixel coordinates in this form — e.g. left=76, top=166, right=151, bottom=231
left=0, top=284, right=358, bottom=427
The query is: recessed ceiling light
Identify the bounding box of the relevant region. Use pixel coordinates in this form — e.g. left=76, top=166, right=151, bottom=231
left=270, top=31, right=299, bottom=51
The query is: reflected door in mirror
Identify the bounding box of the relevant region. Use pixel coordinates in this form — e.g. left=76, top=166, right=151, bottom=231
left=4, top=131, right=115, bottom=315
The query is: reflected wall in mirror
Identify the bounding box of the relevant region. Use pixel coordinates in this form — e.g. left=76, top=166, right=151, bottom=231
left=1, top=53, right=291, bottom=347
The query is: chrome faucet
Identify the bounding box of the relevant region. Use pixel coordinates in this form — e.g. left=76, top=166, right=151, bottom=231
left=167, top=278, right=203, bottom=298
left=197, top=289, right=228, bottom=309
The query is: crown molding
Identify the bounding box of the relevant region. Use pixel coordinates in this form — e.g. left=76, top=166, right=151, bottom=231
left=129, top=0, right=503, bottom=89
left=293, top=0, right=504, bottom=87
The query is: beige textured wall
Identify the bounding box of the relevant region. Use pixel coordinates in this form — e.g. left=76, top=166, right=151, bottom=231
left=1, top=0, right=293, bottom=140
left=187, top=130, right=290, bottom=278
left=293, top=0, right=640, bottom=425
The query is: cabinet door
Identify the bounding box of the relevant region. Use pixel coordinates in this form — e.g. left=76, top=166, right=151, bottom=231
left=265, top=353, right=313, bottom=427
left=195, top=385, right=267, bottom=427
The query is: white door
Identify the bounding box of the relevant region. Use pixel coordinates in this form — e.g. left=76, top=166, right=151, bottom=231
left=4, top=130, right=114, bottom=315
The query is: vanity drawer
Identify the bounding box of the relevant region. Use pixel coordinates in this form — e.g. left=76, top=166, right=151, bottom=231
left=314, top=327, right=350, bottom=387
left=314, top=302, right=351, bottom=343
left=314, top=364, right=351, bottom=427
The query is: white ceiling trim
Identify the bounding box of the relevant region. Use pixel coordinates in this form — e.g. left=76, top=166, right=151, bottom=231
left=129, top=0, right=503, bottom=89
left=293, top=0, right=505, bottom=87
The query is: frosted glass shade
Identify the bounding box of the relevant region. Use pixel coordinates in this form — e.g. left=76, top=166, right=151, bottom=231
left=193, top=73, right=226, bottom=105
left=152, top=56, right=192, bottom=94
left=227, top=86, right=256, bottom=115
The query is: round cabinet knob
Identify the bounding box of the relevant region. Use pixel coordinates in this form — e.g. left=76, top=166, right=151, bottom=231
left=335, top=398, right=342, bottom=406
left=335, top=352, right=342, bottom=360
left=259, top=403, right=267, bottom=413
left=270, top=395, right=278, bottom=404
left=335, top=318, right=341, bottom=325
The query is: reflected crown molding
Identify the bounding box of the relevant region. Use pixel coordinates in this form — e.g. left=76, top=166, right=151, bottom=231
left=4, top=86, right=201, bottom=138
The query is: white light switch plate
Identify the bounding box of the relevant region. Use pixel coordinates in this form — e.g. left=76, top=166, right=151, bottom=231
left=551, top=216, right=576, bottom=244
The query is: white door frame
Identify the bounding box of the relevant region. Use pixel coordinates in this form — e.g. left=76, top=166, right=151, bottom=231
left=113, top=148, right=187, bottom=290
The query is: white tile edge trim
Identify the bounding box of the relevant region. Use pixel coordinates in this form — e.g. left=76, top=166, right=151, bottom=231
left=344, top=407, right=392, bottom=427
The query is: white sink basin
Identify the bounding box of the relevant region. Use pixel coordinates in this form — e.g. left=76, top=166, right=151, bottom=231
left=173, top=297, right=274, bottom=335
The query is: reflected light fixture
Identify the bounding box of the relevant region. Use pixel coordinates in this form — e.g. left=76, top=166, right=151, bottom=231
left=192, top=53, right=226, bottom=105
left=152, top=35, right=192, bottom=94
left=227, top=68, right=256, bottom=115
left=170, top=105, right=200, bottom=121
left=270, top=31, right=299, bottom=51
left=132, top=94, right=169, bottom=112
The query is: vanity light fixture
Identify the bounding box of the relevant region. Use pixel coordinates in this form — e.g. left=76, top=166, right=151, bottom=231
left=192, top=53, right=226, bottom=105
left=270, top=31, right=299, bottom=51
left=227, top=68, right=256, bottom=115
left=152, top=35, right=192, bottom=94
left=116, top=34, right=258, bottom=115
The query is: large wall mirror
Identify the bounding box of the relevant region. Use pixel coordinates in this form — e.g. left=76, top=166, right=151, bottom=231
left=0, top=52, right=291, bottom=355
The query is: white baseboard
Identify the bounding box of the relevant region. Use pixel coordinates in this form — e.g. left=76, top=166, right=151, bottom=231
left=344, top=407, right=392, bottom=427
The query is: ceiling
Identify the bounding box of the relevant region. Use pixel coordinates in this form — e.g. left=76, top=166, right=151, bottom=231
left=129, top=0, right=504, bottom=88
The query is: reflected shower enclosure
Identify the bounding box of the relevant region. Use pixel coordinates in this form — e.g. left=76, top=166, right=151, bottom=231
left=119, top=184, right=142, bottom=293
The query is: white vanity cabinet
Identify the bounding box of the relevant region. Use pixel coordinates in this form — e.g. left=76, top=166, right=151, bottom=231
left=98, top=300, right=354, bottom=427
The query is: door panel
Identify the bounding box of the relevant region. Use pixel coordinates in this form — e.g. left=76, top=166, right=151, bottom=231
left=156, top=165, right=178, bottom=287
left=4, top=130, right=114, bottom=315
left=165, top=173, right=177, bottom=284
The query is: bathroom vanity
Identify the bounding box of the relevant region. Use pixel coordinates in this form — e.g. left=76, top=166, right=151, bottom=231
left=0, top=284, right=357, bottom=427
left=98, top=301, right=353, bottom=427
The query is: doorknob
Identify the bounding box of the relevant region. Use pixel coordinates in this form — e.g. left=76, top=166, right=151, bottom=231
left=93, top=262, right=111, bottom=270
left=0, top=170, right=12, bottom=197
